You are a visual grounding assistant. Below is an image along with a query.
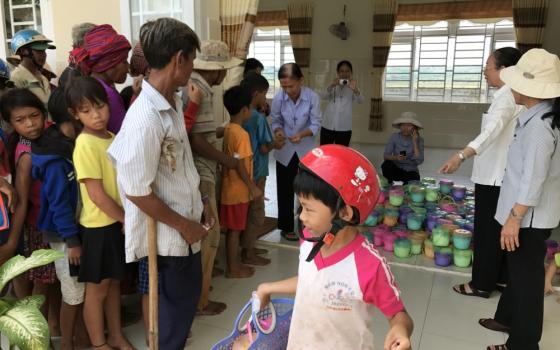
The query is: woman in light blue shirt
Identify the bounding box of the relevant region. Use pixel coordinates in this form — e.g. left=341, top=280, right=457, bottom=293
left=271, top=63, right=322, bottom=241
left=479, top=49, right=560, bottom=350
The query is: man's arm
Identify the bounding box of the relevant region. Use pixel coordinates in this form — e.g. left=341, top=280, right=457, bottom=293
left=127, top=192, right=207, bottom=244
left=189, top=133, right=238, bottom=169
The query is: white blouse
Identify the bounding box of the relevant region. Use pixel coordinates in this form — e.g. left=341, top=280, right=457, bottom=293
left=468, top=86, right=524, bottom=186
left=320, top=84, right=363, bottom=132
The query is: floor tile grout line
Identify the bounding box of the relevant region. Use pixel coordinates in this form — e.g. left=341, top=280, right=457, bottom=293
left=417, top=272, right=435, bottom=349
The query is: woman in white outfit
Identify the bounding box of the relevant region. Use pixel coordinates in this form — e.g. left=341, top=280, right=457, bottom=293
left=439, top=47, right=523, bottom=298
left=320, top=60, right=363, bottom=146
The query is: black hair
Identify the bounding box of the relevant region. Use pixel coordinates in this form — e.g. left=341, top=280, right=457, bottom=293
left=542, top=98, right=560, bottom=130
left=65, top=76, right=108, bottom=111
left=1, top=88, right=46, bottom=124
left=48, top=88, right=73, bottom=124
left=244, top=58, right=264, bottom=74
left=58, top=66, right=82, bottom=90
left=223, top=85, right=252, bottom=116
left=294, top=168, right=360, bottom=224
left=0, top=88, right=47, bottom=177
left=493, top=47, right=522, bottom=69
left=240, top=73, right=269, bottom=97
left=278, top=63, right=303, bottom=80
left=119, top=86, right=134, bottom=110
left=140, top=18, right=200, bottom=70
left=336, top=60, right=353, bottom=72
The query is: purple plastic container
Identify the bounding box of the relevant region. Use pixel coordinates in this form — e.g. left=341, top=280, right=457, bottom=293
left=435, top=248, right=453, bottom=267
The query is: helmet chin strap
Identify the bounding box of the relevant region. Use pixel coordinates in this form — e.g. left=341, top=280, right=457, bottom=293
left=295, top=198, right=350, bottom=262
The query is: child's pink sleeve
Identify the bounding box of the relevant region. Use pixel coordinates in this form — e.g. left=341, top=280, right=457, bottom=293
left=183, top=101, right=200, bottom=133
left=355, top=242, right=404, bottom=318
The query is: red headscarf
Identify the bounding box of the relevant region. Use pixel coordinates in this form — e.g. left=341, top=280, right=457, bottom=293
left=129, top=42, right=149, bottom=77
left=71, top=24, right=131, bottom=75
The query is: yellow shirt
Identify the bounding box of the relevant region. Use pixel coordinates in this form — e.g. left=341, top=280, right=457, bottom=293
left=221, top=123, right=253, bottom=205
left=11, top=65, right=51, bottom=106
left=73, top=132, right=122, bottom=228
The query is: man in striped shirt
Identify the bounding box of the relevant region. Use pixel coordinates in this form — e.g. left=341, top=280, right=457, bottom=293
left=107, top=18, right=212, bottom=350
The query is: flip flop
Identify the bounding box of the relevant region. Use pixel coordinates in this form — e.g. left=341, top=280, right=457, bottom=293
left=452, top=282, right=490, bottom=299
left=479, top=318, right=510, bottom=333
left=280, top=231, right=299, bottom=241
left=196, top=301, right=227, bottom=316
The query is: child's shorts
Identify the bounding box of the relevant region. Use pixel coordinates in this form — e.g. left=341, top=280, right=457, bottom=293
left=220, top=202, right=250, bottom=231
left=79, top=222, right=126, bottom=284
left=50, top=242, right=85, bottom=305
left=138, top=257, right=161, bottom=295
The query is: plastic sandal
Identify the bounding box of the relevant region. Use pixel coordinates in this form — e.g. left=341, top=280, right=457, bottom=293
left=479, top=318, right=510, bottom=333
left=453, top=282, right=490, bottom=299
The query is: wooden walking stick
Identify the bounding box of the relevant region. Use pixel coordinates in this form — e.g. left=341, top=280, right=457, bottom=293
left=147, top=216, right=159, bottom=350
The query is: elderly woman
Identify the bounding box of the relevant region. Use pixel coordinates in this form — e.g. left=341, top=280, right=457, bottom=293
left=478, top=49, right=560, bottom=350
left=73, top=24, right=131, bottom=133
left=439, top=47, right=523, bottom=299
left=271, top=63, right=321, bottom=241
left=381, top=112, right=424, bottom=184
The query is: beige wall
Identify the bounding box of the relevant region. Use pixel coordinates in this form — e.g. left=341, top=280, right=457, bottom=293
left=50, top=0, right=123, bottom=76
left=257, top=0, right=560, bottom=148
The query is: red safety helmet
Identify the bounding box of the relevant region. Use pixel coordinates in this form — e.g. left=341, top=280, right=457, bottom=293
left=300, top=145, right=380, bottom=224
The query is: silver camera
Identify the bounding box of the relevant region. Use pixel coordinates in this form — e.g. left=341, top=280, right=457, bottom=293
left=339, top=79, right=348, bottom=85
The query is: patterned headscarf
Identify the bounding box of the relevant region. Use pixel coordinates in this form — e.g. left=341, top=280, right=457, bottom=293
left=129, top=42, right=149, bottom=77
left=71, top=24, right=131, bottom=75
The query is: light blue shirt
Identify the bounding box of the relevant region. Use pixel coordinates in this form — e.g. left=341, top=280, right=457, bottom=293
left=495, top=100, right=560, bottom=228
left=243, top=108, right=273, bottom=180
left=271, top=86, right=322, bottom=166
left=383, top=132, right=425, bottom=172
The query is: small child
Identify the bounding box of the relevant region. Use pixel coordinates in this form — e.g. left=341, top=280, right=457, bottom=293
left=30, top=87, right=87, bottom=350
left=67, top=76, right=134, bottom=350
left=240, top=73, right=283, bottom=266
left=0, top=89, right=58, bottom=286
left=221, top=85, right=263, bottom=278
left=243, top=58, right=269, bottom=116
left=545, top=250, right=559, bottom=301
left=545, top=261, right=558, bottom=296
left=256, top=145, right=413, bottom=349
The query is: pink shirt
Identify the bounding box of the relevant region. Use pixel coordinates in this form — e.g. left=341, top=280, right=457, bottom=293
left=287, top=230, right=404, bottom=350
left=15, top=140, right=41, bottom=225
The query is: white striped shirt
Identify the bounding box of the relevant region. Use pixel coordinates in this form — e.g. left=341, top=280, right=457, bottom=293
left=107, top=80, right=203, bottom=262
left=495, top=100, right=560, bottom=228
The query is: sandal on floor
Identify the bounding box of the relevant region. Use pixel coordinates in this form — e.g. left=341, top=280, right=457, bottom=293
left=479, top=318, right=510, bottom=333
left=280, top=231, right=299, bottom=241
left=452, top=282, right=490, bottom=299
left=487, top=344, right=508, bottom=350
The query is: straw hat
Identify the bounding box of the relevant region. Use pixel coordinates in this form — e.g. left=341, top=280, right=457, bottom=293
left=194, top=40, right=242, bottom=70
left=392, top=111, right=423, bottom=129
left=500, top=48, right=560, bottom=99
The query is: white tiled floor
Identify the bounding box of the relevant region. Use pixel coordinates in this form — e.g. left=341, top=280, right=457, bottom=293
left=115, top=243, right=560, bottom=350
left=68, top=147, right=560, bottom=349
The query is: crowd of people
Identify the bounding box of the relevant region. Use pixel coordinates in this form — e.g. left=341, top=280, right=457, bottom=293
left=0, top=15, right=558, bottom=350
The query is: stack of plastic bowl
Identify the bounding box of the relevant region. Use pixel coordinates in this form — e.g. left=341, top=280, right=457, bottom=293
left=394, top=238, right=412, bottom=258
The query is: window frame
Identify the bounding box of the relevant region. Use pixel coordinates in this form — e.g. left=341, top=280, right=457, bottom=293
left=247, top=25, right=295, bottom=98
left=2, top=0, right=43, bottom=55
left=384, top=18, right=516, bottom=104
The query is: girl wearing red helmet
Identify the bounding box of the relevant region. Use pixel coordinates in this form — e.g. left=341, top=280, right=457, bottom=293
left=256, top=145, right=413, bottom=350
